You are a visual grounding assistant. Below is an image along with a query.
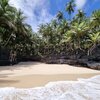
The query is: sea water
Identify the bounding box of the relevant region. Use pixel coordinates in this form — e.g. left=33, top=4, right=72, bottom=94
left=0, top=75, right=100, bottom=100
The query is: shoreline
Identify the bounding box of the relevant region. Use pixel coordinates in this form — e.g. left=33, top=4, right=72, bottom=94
left=0, top=62, right=100, bottom=88
left=0, top=74, right=99, bottom=88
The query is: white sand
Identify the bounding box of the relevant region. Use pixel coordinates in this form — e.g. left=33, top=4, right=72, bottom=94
left=0, top=62, right=100, bottom=88
left=0, top=62, right=100, bottom=76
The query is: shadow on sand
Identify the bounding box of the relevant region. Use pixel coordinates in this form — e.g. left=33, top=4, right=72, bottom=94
left=0, top=73, right=19, bottom=87
left=0, top=61, right=40, bottom=71
left=0, top=62, right=40, bottom=87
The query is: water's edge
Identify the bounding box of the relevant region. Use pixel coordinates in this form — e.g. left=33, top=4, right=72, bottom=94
left=0, top=75, right=100, bottom=100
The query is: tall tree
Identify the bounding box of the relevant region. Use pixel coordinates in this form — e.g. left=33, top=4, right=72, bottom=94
left=56, top=11, right=63, bottom=21
left=66, top=21, right=89, bottom=51
left=87, top=32, right=100, bottom=55
left=76, top=9, right=86, bottom=23
left=91, top=10, right=100, bottom=28
left=66, top=0, right=76, bottom=20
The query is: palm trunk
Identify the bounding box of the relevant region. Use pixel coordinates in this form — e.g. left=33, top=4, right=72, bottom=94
left=4, top=34, right=12, bottom=47
left=87, top=44, right=96, bottom=56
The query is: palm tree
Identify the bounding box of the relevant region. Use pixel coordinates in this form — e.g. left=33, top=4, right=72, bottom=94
left=0, top=0, right=40, bottom=63
left=90, top=10, right=100, bottom=29
left=0, top=0, right=16, bottom=29
left=0, top=0, right=17, bottom=47
left=65, top=21, right=89, bottom=52
left=51, top=20, right=58, bottom=28
left=76, top=9, right=86, bottom=23
left=14, top=10, right=29, bottom=36
left=87, top=32, right=100, bottom=55
left=66, top=0, right=76, bottom=20
left=56, top=11, right=63, bottom=21
left=56, top=19, right=69, bottom=43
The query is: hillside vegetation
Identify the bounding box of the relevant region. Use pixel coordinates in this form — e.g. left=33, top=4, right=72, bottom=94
left=0, top=0, right=100, bottom=69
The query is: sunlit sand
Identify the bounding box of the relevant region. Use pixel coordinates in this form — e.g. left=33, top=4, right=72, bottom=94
left=0, top=62, right=100, bottom=88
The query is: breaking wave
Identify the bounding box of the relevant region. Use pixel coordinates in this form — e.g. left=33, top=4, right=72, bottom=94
left=0, top=75, right=100, bottom=100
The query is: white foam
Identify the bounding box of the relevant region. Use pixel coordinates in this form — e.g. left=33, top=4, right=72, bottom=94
left=0, top=75, right=100, bottom=100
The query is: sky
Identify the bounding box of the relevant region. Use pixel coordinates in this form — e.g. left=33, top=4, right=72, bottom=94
left=9, top=0, right=100, bottom=32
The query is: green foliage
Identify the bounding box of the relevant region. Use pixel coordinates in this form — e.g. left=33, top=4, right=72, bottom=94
left=66, top=0, right=76, bottom=20
left=56, top=11, right=63, bottom=21
left=0, top=0, right=100, bottom=62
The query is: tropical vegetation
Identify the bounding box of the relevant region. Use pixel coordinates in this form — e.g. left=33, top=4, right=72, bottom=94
left=0, top=0, right=100, bottom=67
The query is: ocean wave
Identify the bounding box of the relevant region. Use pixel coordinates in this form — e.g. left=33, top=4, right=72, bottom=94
left=0, top=75, right=100, bottom=100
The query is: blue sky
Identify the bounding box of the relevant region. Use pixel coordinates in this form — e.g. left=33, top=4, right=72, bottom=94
left=9, top=0, right=100, bottom=32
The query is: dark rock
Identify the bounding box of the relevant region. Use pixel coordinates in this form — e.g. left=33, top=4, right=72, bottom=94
left=87, top=62, right=100, bottom=70
left=77, top=59, right=89, bottom=67
left=88, top=44, right=100, bottom=62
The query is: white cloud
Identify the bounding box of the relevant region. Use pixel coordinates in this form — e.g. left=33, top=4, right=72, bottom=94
left=75, top=0, right=86, bottom=9
left=9, top=0, right=53, bottom=32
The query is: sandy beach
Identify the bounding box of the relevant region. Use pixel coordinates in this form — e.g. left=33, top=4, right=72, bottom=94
left=0, top=62, right=100, bottom=88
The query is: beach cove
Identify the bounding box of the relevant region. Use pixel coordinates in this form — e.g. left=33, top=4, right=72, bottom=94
left=0, top=62, right=100, bottom=88
left=0, top=62, right=100, bottom=100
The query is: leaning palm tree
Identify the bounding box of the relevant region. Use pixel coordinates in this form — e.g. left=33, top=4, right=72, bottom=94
left=0, top=0, right=16, bottom=29
left=66, top=0, right=76, bottom=20
left=14, top=10, right=28, bottom=36
left=0, top=0, right=17, bottom=47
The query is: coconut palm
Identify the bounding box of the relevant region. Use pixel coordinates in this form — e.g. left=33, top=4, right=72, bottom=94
left=65, top=21, right=89, bottom=51
left=66, top=0, right=76, bottom=20
left=75, top=9, right=86, bottom=23
left=91, top=10, right=100, bottom=28
left=0, top=0, right=17, bottom=47
left=56, top=11, right=63, bottom=21
left=0, top=0, right=16, bottom=30
left=87, top=32, right=100, bottom=55
left=56, top=19, right=69, bottom=43
left=14, top=10, right=29, bottom=36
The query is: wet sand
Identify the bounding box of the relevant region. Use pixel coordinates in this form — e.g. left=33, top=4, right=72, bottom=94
left=0, top=62, right=100, bottom=88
